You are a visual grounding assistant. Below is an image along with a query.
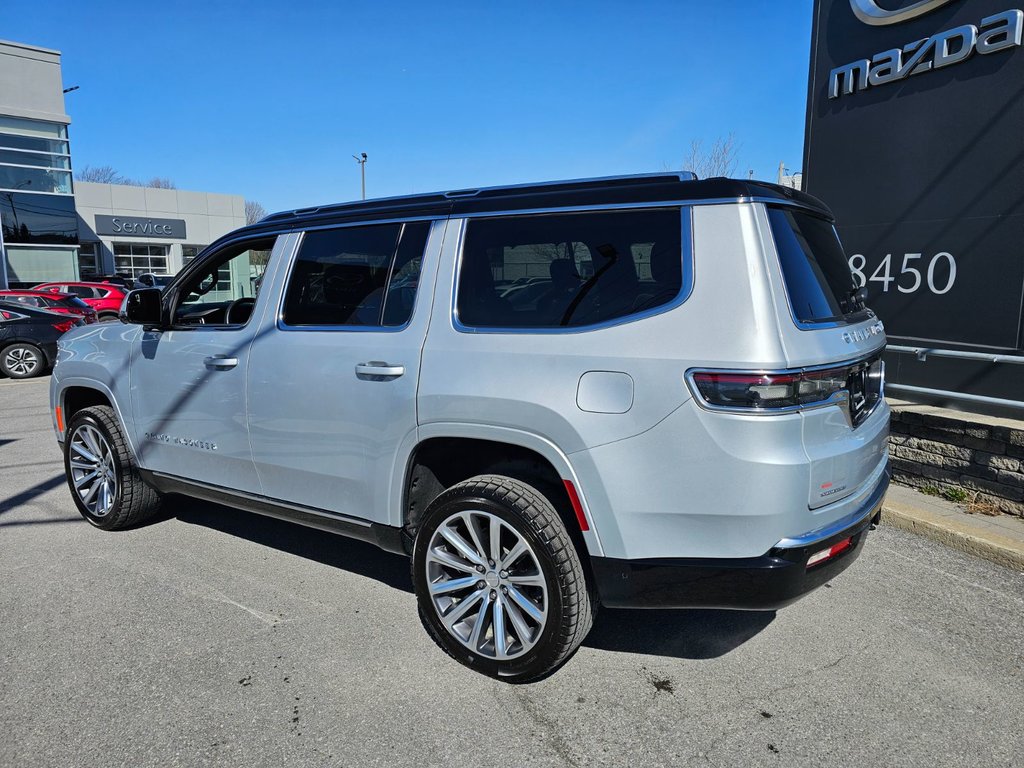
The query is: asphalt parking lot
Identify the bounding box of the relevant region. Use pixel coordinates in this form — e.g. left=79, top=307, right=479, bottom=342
left=1, top=377, right=1023, bottom=768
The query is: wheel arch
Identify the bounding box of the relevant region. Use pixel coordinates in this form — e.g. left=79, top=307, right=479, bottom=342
left=56, top=380, right=139, bottom=461
left=401, top=424, right=604, bottom=558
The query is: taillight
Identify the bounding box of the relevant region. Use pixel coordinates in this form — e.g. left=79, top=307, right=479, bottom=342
left=690, top=368, right=848, bottom=410
left=52, top=320, right=75, bottom=333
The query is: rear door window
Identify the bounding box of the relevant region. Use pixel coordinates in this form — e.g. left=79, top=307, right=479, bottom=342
left=457, top=208, right=685, bottom=329
left=768, top=207, right=866, bottom=325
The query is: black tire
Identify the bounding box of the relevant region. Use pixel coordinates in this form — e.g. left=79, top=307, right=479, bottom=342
left=63, top=405, right=162, bottom=530
left=0, top=342, right=47, bottom=379
left=412, top=474, right=595, bottom=683
left=98, top=312, right=120, bottom=323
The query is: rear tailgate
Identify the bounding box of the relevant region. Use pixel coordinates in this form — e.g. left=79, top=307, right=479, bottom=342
left=760, top=203, right=890, bottom=508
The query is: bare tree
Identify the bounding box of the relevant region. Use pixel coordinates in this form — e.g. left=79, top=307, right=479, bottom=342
left=684, top=134, right=740, bottom=179
left=245, top=200, right=268, bottom=225
left=75, top=165, right=125, bottom=184
left=74, top=166, right=177, bottom=188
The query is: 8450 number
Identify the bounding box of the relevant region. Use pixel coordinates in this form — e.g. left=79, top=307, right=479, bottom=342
left=848, top=252, right=956, bottom=295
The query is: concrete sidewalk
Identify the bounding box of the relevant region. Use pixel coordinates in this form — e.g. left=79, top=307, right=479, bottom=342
left=882, top=483, right=1024, bottom=572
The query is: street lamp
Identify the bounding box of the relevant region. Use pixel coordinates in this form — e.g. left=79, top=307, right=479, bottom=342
left=353, top=152, right=367, bottom=200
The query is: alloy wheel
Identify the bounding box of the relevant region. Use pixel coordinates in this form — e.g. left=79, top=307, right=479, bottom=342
left=68, top=424, right=118, bottom=518
left=3, top=346, right=40, bottom=377
left=425, top=510, right=548, bottom=660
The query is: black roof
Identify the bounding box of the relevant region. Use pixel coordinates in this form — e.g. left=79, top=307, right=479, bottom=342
left=245, top=173, right=831, bottom=237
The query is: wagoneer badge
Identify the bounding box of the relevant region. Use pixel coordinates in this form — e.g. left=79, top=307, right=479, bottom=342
left=842, top=321, right=885, bottom=345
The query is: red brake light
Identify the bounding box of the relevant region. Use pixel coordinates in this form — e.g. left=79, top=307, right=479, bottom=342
left=52, top=320, right=75, bottom=333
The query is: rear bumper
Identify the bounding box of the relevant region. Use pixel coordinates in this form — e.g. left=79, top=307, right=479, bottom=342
left=591, top=464, right=889, bottom=610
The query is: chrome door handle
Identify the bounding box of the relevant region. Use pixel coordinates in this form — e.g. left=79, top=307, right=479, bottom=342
left=204, top=356, right=238, bottom=370
left=355, top=361, right=405, bottom=379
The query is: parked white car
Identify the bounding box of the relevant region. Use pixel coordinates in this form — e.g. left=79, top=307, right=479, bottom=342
left=50, top=173, right=889, bottom=682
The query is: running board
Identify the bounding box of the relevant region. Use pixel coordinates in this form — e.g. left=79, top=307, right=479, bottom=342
left=139, top=470, right=409, bottom=555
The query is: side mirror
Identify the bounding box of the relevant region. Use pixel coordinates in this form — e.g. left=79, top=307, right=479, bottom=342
left=120, top=288, right=164, bottom=328
left=853, top=286, right=869, bottom=306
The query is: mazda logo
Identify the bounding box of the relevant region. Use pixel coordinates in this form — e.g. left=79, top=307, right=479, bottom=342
left=850, top=0, right=960, bottom=26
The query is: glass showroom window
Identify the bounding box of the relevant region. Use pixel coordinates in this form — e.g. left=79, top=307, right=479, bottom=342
left=0, top=116, right=72, bottom=196
left=113, top=243, right=169, bottom=278
left=77, top=242, right=101, bottom=277
left=182, top=245, right=203, bottom=266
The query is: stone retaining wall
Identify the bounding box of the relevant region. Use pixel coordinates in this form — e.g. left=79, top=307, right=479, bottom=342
left=889, top=406, right=1024, bottom=517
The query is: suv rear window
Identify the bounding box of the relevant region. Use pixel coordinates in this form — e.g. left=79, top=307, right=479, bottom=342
left=457, top=209, right=684, bottom=329
left=768, top=207, right=865, bottom=325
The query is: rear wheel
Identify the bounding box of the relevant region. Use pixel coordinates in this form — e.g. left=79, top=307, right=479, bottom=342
left=63, top=406, right=162, bottom=530
left=98, top=312, right=120, bottom=323
left=0, top=343, right=45, bottom=378
left=412, top=474, right=594, bottom=682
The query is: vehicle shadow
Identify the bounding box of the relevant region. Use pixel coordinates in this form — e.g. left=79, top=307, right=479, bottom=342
left=169, top=495, right=773, bottom=661
left=168, top=497, right=413, bottom=594
left=583, top=607, right=775, bottom=660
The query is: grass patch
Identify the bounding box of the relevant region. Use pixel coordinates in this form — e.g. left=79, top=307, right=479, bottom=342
left=941, top=487, right=969, bottom=503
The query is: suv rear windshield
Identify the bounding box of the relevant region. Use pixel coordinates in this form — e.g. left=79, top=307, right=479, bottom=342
left=768, top=207, right=865, bottom=325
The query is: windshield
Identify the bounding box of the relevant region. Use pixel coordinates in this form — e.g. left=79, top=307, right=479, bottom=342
left=768, top=206, right=866, bottom=325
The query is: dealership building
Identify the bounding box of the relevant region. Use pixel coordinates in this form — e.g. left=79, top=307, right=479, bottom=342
left=0, top=39, right=245, bottom=288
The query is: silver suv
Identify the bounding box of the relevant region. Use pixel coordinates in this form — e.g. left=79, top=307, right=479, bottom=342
left=51, top=174, right=889, bottom=682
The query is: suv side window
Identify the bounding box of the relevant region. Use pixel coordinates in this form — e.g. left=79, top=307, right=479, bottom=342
left=456, top=208, right=685, bottom=329
left=172, top=236, right=277, bottom=327
left=282, top=221, right=429, bottom=327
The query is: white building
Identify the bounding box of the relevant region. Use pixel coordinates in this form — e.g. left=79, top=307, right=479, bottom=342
left=75, top=182, right=245, bottom=279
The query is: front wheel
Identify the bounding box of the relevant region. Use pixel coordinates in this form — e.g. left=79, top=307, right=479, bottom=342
left=412, top=474, right=594, bottom=683
left=1, top=343, right=46, bottom=378
left=63, top=406, right=162, bottom=530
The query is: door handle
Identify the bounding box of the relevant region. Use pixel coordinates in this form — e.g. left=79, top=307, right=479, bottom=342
left=204, top=355, right=238, bottom=370
left=355, top=361, right=405, bottom=379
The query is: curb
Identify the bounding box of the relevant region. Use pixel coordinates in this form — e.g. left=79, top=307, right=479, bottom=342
left=881, top=498, right=1024, bottom=572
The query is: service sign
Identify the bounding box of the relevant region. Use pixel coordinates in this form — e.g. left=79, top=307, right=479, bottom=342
left=803, top=0, right=1024, bottom=354
left=95, top=215, right=186, bottom=239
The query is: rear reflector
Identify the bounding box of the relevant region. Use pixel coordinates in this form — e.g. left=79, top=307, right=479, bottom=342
left=563, top=480, right=589, bottom=532
left=806, top=537, right=853, bottom=568
left=55, top=406, right=64, bottom=434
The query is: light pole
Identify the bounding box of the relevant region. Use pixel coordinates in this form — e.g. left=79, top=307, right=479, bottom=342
left=353, top=152, right=367, bottom=200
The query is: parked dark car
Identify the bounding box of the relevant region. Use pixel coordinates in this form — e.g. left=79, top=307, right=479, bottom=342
left=134, top=273, right=174, bottom=290
left=0, top=290, right=98, bottom=324
left=0, top=301, right=80, bottom=379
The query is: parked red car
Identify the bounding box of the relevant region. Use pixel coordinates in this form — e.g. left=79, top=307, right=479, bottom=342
left=34, top=282, right=128, bottom=322
left=0, top=290, right=98, bottom=324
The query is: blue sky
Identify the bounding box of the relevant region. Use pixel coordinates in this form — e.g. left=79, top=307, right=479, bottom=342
left=7, top=0, right=813, bottom=213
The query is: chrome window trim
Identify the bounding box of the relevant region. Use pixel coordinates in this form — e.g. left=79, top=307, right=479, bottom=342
left=451, top=206, right=695, bottom=336
left=162, top=231, right=287, bottom=331
left=684, top=348, right=886, bottom=423
left=274, top=221, right=432, bottom=334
